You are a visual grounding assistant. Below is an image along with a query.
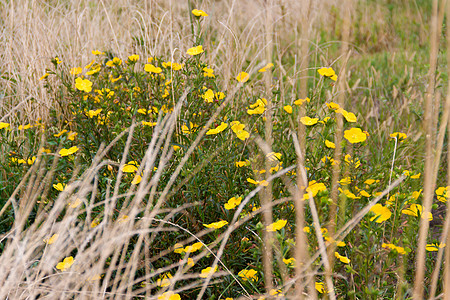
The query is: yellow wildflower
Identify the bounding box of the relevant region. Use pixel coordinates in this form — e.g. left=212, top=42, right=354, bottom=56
left=300, top=116, right=319, bottom=126
left=192, top=9, right=208, bottom=17
left=59, top=146, right=79, bottom=157
left=325, top=140, right=335, bottom=148
left=75, top=77, right=93, bottom=93
left=258, top=63, right=274, bottom=73
left=283, top=105, right=293, bottom=114
left=56, top=256, right=74, bottom=271
left=200, top=266, right=218, bottom=278
left=203, top=220, right=228, bottom=229
left=144, top=64, right=162, bottom=73
left=334, top=252, right=350, bottom=264
left=224, top=196, right=242, bottom=210
left=344, top=128, right=367, bottom=144
left=266, top=219, right=287, bottom=232
left=238, top=269, right=258, bottom=281
left=236, top=72, right=249, bottom=83
left=369, top=204, right=391, bottom=223
left=187, top=45, right=204, bottom=56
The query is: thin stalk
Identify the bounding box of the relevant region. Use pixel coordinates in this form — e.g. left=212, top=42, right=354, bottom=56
left=413, top=0, right=441, bottom=298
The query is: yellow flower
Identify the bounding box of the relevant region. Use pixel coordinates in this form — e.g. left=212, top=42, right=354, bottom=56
left=39, top=73, right=50, bottom=81
left=334, top=252, right=350, bottom=264
left=369, top=204, right=392, bottom=223
left=158, top=291, right=181, bottom=300
left=382, top=243, right=406, bottom=255
left=411, top=189, right=422, bottom=200
left=142, top=121, right=157, bottom=127
left=315, top=282, right=328, bottom=294
left=215, top=92, right=225, bottom=100
left=282, top=257, right=296, bottom=265
left=266, top=219, right=287, bottom=232
left=258, top=63, right=274, bottom=73
left=44, top=234, right=59, bottom=244
left=303, top=181, right=327, bottom=200
left=68, top=198, right=82, bottom=208
left=303, top=226, right=310, bottom=233
left=203, top=220, right=228, bottom=229
left=163, top=61, right=184, bottom=70
left=231, top=121, right=250, bottom=140
left=127, top=54, right=139, bottom=62
left=144, top=64, right=162, bottom=73
left=247, top=178, right=269, bottom=186
left=56, top=256, right=74, bottom=271
left=435, top=186, right=449, bottom=203
left=359, top=190, right=371, bottom=197
left=131, top=174, right=142, bottom=185
left=86, top=65, right=101, bottom=75
left=200, top=266, right=218, bottom=278
left=122, top=161, right=139, bottom=173
left=318, top=67, right=337, bottom=81
left=344, top=128, right=367, bottom=144
left=59, top=146, right=79, bottom=157
left=390, top=132, right=407, bottom=141
left=269, top=289, right=284, bottom=297
left=238, top=269, right=258, bottom=281
left=202, top=89, right=215, bottom=103
left=206, top=122, right=228, bottom=135
left=266, top=152, right=282, bottom=161
left=339, top=177, right=351, bottom=185
left=236, top=72, right=249, bottom=83
left=18, top=124, right=32, bottom=130
left=67, top=131, right=77, bottom=141
left=192, top=9, right=208, bottom=17
left=70, top=67, right=82, bottom=75
left=91, top=218, right=100, bottom=228
left=235, top=160, right=250, bottom=167
left=27, top=156, right=36, bottom=165
left=187, top=258, right=195, bottom=267
left=156, top=273, right=173, bottom=287
left=86, top=108, right=102, bottom=118
left=75, top=77, right=93, bottom=93
left=106, top=57, right=122, bottom=66
left=339, top=188, right=360, bottom=199
left=203, top=67, right=215, bottom=77
left=426, top=243, right=446, bottom=252
left=187, top=45, right=204, bottom=56
left=184, top=242, right=203, bottom=253
left=411, top=173, right=421, bottom=179
left=0, top=122, right=10, bottom=129
left=337, top=108, right=357, bottom=122
left=54, top=57, right=62, bottom=64
left=53, top=129, right=67, bottom=137
left=181, top=122, right=198, bottom=134
left=224, top=196, right=242, bottom=210
left=294, top=97, right=310, bottom=106
left=283, top=105, right=293, bottom=114
left=326, top=102, right=340, bottom=110
left=53, top=183, right=66, bottom=191
left=110, top=75, right=122, bottom=82
left=365, top=179, right=379, bottom=185
left=300, top=116, right=318, bottom=126
left=325, top=140, right=335, bottom=149
left=92, top=50, right=104, bottom=55
left=402, top=204, right=433, bottom=220
left=247, top=105, right=265, bottom=115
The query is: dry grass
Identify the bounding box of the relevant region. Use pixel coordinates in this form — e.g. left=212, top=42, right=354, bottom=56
left=2, top=0, right=450, bottom=299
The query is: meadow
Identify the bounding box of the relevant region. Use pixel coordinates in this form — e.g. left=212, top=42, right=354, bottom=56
left=0, top=0, right=449, bottom=299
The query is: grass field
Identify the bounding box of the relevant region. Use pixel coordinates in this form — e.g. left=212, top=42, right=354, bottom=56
left=1, top=0, right=449, bottom=299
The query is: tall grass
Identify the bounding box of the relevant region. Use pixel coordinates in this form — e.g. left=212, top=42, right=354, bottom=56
left=1, top=0, right=450, bottom=299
